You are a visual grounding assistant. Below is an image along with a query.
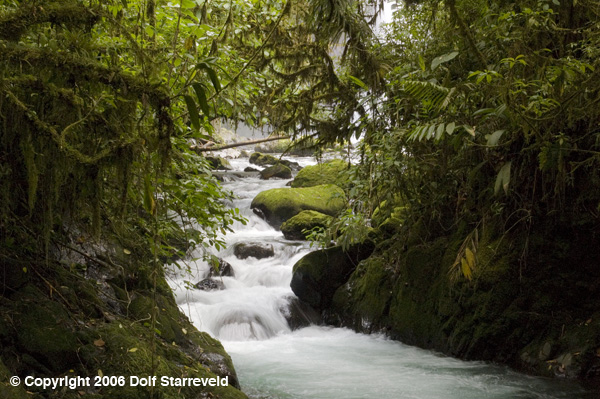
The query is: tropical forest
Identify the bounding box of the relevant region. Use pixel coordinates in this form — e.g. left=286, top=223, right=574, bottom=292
left=0, top=0, right=599, bottom=398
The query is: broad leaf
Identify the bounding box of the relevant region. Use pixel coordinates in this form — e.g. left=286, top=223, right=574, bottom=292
left=192, top=83, right=210, bottom=117
left=494, top=162, right=512, bottom=195
left=487, top=130, right=506, bottom=146
left=184, top=95, right=200, bottom=131
left=431, top=51, right=459, bottom=71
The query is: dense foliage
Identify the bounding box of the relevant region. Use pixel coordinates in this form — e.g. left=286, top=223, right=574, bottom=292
left=0, top=0, right=379, bottom=266
left=310, top=0, right=600, bottom=283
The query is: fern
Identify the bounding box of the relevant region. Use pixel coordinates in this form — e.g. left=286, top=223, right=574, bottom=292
left=403, top=80, right=456, bottom=113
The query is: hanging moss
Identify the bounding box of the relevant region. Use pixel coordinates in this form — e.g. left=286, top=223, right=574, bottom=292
left=0, top=3, right=101, bottom=42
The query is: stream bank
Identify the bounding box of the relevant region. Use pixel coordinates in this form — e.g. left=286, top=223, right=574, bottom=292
left=0, top=226, right=247, bottom=399
left=297, top=210, right=600, bottom=384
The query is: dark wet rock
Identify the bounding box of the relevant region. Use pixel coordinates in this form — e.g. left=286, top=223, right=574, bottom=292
left=205, top=156, right=232, bottom=170
left=233, top=242, right=275, bottom=260
left=244, top=166, right=259, bottom=172
left=279, top=159, right=302, bottom=171
left=283, top=297, right=322, bottom=330
left=260, top=163, right=292, bottom=180
left=194, top=278, right=225, bottom=291
left=290, top=240, right=375, bottom=311
left=210, top=258, right=235, bottom=278
left=249, top=152, right=301, bottom=171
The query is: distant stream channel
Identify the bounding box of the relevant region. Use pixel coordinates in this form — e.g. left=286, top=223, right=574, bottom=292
left=169, top=155, right=595, bottom=399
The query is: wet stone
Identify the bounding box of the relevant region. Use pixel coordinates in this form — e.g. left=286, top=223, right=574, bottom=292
left=233, top=242, right=275, bottom=260
left=194, top=278, right=225, bottom=291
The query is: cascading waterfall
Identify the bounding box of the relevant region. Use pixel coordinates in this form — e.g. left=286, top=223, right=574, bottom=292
left=169, top=156, right=594, bottom=399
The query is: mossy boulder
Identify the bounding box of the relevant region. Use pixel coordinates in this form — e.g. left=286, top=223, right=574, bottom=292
left=251, top=184, right=345, bottom=228
left=206, top=156, right=232, bottom=170
left=259, top=163, right=292, bottom=180
left=291, top=159, right=349, bottom=188
left=290, top=241, right=375, bottom=311
left=249, top=152, right=279, bottom=166
left=249, top=152, right=300, bottom=171
left=280, top=210, right=333, bottom=240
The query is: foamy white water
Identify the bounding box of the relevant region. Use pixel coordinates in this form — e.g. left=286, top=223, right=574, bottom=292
left=170, top=155, right=593, bottom=399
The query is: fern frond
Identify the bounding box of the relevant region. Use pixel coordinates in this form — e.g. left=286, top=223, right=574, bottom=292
left=403, top=80, right=456, bottom=113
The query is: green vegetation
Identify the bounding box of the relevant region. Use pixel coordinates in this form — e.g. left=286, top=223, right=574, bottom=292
left=2, top=0, right=600, bottom=388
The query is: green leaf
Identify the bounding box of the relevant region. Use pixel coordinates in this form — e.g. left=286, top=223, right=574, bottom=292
left=446, top=122, right=456, bottom=135
left=143, top=174, right=156, bottom=215
left=494, top=161, right=512, bottom=195
left=431, top=51, right=459, bottom=71
left=418, top=55, right=426, bottom=72
left=486, top=130, right=506, bottom=146
left=347, top=75, right=368, bottom=89
left=464, top=125, right=475, bottom=137
left=197, top=62, right=221, bottom=92
left=192, top=84, right=210, bottom=117
left=184, top=95, right=200, bottom=131
left=435, top=123, right=445, bottom=140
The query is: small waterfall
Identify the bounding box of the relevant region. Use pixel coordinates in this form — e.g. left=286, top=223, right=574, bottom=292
left=170, top=156, right=315, bottom=342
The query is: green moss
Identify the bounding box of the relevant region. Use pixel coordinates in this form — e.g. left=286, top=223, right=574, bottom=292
left=14, top=285, right=79, bottom=372
left=206, top=156, right=232, bottom=170
left=75, top=316, right=246, bottom=399
left=0, top=358, right=31, bottom=399
left=251, top=184, right=345, bottom=228
left=291, top=159, right=349, bottom=188
left=259, top=163, right=292, bottom=180
left=280, top=210, right=332, bottom=240
left=249, top=152, right=279, bottom=166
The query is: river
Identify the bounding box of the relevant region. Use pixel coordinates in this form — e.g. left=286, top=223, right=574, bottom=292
left=169, top=155, right=595, bottom=399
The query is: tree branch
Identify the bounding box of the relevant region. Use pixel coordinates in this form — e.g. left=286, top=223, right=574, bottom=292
left=191, top=136, right=288, bottom=152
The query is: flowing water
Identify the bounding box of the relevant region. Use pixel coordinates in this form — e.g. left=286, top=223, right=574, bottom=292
left=169, top=156, right=595, bottom=399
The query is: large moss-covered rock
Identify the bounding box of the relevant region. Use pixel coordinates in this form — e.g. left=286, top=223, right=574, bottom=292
left=280, top=210, right=333, bottom=240
left=291, top=159, right=349, bottom=188
left=251, top=184, right=345, bottom=228
left=290, top=241, right=375, bottom=311
left=259, top=163, right=292, bottom=180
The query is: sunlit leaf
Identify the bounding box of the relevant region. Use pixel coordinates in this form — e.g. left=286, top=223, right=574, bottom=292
left=487, top=130, right=506, bottom=146
left=431, top=51, right=459, bottom=71
left=494, top=162, right=512, bottom=195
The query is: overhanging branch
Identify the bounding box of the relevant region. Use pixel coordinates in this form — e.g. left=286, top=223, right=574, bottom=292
left=191, top=136, right=288, bottom=152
